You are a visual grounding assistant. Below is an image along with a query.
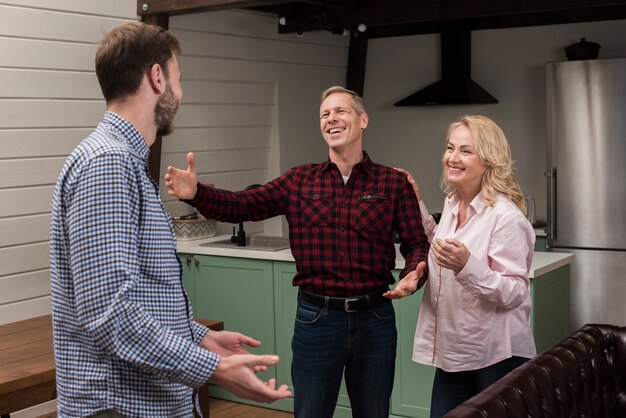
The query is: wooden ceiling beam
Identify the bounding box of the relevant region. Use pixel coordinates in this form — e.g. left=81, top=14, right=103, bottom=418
left=137, top=0, right=296, bottom=17
left=276, top=0, right=626, bottom=36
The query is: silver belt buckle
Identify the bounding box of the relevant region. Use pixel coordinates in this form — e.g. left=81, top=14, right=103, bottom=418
left=344, top=297, right=359, bottom=312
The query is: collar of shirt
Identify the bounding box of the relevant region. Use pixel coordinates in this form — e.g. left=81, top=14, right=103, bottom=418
left=317, top=150, right=374, bottom=176
left=102, top=111, right=150, bottom=162
left=447, top=191, right=488, bottom=218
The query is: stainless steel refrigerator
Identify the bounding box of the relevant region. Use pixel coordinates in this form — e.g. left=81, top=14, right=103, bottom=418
left=546, top=58, right=626, bottom=330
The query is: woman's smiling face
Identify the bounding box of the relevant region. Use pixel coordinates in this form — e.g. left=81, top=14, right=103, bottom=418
left=443, top=124, right=488, bottom=195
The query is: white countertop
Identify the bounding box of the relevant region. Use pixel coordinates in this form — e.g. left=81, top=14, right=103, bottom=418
left=178, top=234, right=574, bottom=279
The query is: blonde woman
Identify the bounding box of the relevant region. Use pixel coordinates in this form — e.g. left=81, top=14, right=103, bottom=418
left=397, top=115, right=536, bottom=417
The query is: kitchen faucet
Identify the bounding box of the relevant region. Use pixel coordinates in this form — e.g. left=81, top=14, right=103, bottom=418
left=230, top=184, right=263, bottom=246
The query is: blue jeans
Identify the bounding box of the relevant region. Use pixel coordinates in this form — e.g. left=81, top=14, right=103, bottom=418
left=430, top=356, right=529, bottom=418
left=291, top=297, right=397, bottom=418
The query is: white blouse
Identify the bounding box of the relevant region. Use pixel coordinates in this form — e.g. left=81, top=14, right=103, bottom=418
left=412, top=192, right=537, bottom=372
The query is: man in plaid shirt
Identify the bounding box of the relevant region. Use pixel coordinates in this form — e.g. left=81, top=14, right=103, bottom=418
left=165, top=86, right=429, bottom=418
left=50, top=22, right=290, bottom=418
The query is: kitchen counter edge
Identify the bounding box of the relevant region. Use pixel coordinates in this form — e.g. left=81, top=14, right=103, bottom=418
left=177, top=235, right=574, bottom=279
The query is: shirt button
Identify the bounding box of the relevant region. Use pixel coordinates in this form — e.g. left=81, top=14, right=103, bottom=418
left=342, top=203, right=347, bottom=208
left=314, top=194, right=318, bottom=198
left=341, top=226, right=345, bottom=231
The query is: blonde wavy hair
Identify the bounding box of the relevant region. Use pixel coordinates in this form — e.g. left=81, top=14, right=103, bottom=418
left=440, top=115, right=526, bottom=215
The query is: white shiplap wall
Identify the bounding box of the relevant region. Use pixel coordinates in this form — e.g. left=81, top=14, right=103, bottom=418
left=1, top=3, right=349, bottom=328
left=0, top=0, right=137, bottom=327
left=0, top=3, right=346, bottom=417
left=161, top=10, right=349, bottom=236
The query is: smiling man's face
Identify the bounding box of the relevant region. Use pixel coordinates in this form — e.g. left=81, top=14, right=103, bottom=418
left=319, top=92, right=368, bottom=153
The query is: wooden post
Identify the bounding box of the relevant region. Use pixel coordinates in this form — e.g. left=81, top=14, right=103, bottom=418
left=346, top=33, right=368, bottom=97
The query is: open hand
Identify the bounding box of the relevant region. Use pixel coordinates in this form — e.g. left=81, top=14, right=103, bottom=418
left=383, top=261, right=427, bottom=299
left=210, top=354, right=292, bottom=403
left=200, top=330, right=261, bottom=357
left=164, top=152, right=198, bottom=200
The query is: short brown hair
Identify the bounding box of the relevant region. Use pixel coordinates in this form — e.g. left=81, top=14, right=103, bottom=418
left=320, top=86, right=366, bottom=115
left=95, top=22, right=181, bottom=102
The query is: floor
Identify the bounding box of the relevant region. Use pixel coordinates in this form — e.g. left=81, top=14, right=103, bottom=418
left=209, top=398, right=294, bottom=418
left=34, top=398, right=293, bottom=418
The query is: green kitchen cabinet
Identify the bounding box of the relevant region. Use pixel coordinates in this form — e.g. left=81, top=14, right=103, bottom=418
left=273, top=262, right=354, bottom=417
left=185, top=255, right=280, bottom=405
left=390, top=271, right=435, bottom=418
left=535, top=235, right=547, bottom=251
left=179, top=253, right=570, bottom=417
left=529, top=264, right=570, bottom=352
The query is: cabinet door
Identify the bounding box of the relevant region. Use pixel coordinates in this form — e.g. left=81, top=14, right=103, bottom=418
left=194, top=255, right=276, bottom=386
left=391, top=271, right=435, bottom=418
left=530, top=264, right=570, bottom=352
left=273, top=262, right=353, bottom=417
left=273, top=262, right=298, bottom=411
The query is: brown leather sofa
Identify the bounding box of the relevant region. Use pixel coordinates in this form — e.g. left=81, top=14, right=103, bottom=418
left=444, top=324, right=626, bottom=417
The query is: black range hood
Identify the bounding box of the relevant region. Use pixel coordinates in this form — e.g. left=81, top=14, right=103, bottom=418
left=395, top=30, right=498, bottom=106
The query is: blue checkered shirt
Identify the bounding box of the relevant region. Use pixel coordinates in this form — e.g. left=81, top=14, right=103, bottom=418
left=50, top=112, right=220, bottom=417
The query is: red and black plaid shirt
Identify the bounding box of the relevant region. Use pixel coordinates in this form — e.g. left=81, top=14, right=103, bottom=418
left=189, top=151, right=429, bottom=297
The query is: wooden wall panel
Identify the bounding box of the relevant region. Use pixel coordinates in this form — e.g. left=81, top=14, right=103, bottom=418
left=161, top=127, right=272, bottom=152
left=174, top=104, right=273, bottom=128
left=0, top=271, right=51, bottom=304
left=0, top=129, right=92, bottom=158
left=0, top=100, right=104, bottom=128
left=0, top=38, right=96, bottom=71
left=0, top=186, right=55, bottom=218
left=0, top=215, right=51, bottom=247
left=0, top=4, right=130, bottom=42
left=1, top=3, right=347, bottom=327
left=0, top=158, right=65, bottom=188
left=0, top=243, right=49, bottom=277
left=180, top=80, right=274, bottom=105
left=179, top=55, right=343, bottom=83
left=2, top=0, right=137, bottom=18
left=161, top=10, right=347, bottom=236
left=0, top=0, right=137, bottom=327
left=161, top=148, right=269, bottom=176
left=0, top=297, right=52, bottom=328
left=0, top=69, right=101, bottom=99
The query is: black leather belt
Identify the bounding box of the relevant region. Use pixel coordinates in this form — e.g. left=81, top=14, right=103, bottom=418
left=298, top=288, right=388, bottom=312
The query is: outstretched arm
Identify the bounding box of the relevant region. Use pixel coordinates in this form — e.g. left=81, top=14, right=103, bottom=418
left=165, top=152, right=198, bottom=200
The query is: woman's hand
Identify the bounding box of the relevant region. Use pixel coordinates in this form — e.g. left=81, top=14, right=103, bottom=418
left=394, top=167, right=421, bottom=201
left=432, top=238, right=470, bottom=273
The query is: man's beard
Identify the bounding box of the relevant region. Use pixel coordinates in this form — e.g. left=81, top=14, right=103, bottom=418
left=155, top=85, right=179, bottom=136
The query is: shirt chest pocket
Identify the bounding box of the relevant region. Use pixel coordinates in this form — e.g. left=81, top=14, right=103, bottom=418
left=299, top=192, right=334, bottom=226
left=356, top=193, right=391, bottom=232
